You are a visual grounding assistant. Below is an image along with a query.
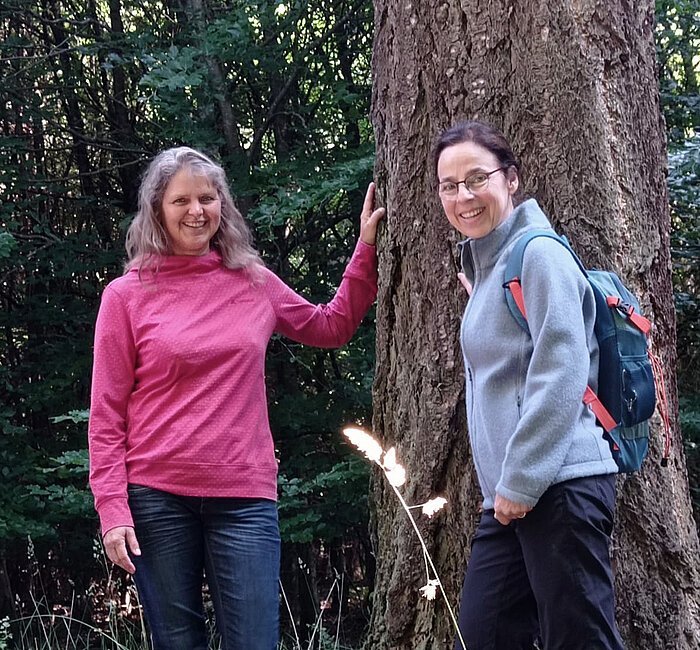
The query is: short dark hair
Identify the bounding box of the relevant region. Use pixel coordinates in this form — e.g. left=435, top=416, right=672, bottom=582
left=432, top=120, right=522, bottom=189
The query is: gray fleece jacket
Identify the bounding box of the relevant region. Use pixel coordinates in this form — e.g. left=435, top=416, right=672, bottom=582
left=459, top=198, right=617, bottom=510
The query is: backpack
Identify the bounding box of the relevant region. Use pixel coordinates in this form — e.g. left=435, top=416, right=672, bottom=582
left=502, top=229, right=661, bottom=473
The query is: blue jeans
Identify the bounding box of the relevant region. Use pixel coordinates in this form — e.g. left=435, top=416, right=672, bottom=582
left=128, top=485, right=281, bottom=650
left=455, top=475, right=624, bottom=650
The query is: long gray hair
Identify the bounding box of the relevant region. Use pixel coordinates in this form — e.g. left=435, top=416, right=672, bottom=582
left=125, top=147, right=263, bottom=273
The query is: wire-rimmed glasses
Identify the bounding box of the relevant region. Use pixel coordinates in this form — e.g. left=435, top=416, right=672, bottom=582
left=438, top=167, right=508, bottom=198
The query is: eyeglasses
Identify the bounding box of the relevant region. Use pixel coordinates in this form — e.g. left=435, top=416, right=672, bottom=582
left=438, top=167, right=508, bottom=198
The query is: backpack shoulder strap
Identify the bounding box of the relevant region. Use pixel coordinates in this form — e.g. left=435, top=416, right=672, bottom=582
left=503, top=230, right=618, bottom=431
left=503, top=229, right=587, bottom=334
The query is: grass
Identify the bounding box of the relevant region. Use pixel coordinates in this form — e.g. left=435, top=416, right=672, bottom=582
left=1, top=542, right=361, bottom=650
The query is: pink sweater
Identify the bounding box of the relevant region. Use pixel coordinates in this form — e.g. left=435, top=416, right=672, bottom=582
left=88, top=241, right=377, bottom=535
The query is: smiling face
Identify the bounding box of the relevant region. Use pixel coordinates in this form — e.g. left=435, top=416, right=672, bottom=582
left=437, top=141, right=518, bottom=239
left=160, top=168, right=222, bottom=256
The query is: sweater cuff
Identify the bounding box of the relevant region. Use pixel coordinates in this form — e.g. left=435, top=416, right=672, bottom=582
left=98, top=496, right=134, bottom=537
left=495, top=482, right=541, bottom=509
left=343, top=240, right=378, bottom=280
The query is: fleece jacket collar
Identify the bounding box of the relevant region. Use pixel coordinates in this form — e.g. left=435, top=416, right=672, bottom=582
left=457, top=198, right=553, bottom=284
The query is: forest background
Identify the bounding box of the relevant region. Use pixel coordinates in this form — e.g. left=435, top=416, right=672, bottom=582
left=0, top=0, right=698, bottom=648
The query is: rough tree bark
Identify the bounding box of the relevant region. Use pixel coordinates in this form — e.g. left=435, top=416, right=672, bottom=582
left=367, top=1, right=700, bottom=648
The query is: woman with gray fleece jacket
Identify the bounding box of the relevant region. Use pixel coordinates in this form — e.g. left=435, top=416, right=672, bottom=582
left=434, top=121, right=624, bottom=650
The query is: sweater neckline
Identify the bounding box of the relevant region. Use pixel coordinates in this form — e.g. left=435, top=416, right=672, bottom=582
left=127, top=250, right=223, bottom=276
left=458, top=199, right=552, bottom=278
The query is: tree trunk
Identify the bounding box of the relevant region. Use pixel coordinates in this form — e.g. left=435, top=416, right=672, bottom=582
left=107, top=0, right=141, bottom=214
left=185, top=0, right=246, bottom=169
left=44, top=0, right=113, bottom=245
left=368, top=1, right=700, bottom=648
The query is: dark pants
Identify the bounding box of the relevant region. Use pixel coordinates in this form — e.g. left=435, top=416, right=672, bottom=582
left=454, top=475, right=624, bottom=650
left=128, top=485, right=281, bottom=650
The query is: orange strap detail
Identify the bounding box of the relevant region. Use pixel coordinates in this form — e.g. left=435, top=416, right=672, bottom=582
left=511, top=279, right=617, bottom=434
left=583, top=386, right=618, bottom=434
left=628, top=309, right=652, bottom=335
left=605, top=296, right=652, bottom=335
left=507, top=279, right=527, bottom=319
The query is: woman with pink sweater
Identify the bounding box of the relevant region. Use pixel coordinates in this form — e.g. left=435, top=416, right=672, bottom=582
left=88, top=146, right=384, bottom=650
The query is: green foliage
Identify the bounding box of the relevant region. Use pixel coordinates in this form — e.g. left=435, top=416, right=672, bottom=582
left=655, top=0, right=700, bottom=140
left=0, top=418, right=93, bottom=542
left=0, top=233, right=17, bottom=259
left=249, top=152, right=375, bottom=231
left=669, top=136, right=700, bottom=391
left=680, top=395, right=700, bottom=440
left=0, top=617, right=11, bottom=650
left=278, top=457, right=370, bottom=543
left=680, top=394, right=700, bottom=526
left=0, top=0, right=376, bottom=630
left=51, top=411, right=91, bottom=425
left=660, top=0, right=700, bottom=527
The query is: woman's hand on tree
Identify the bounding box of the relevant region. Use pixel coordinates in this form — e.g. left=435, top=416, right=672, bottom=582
left=359, top=182, right=386, bottom=246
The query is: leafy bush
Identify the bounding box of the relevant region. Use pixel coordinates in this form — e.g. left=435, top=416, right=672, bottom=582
left=680, top=395, right=700, bottom=527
